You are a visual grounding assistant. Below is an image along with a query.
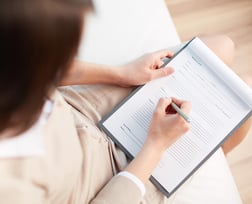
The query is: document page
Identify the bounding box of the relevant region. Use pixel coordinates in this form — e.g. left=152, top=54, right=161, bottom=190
left=100, top=38, right=252, bottom=196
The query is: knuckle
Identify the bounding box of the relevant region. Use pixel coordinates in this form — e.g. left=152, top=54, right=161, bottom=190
left=153, top=109, right=161, bottom=117
left=176, top=117, right=190, bottom=131
left=182, top=122, right=190, bottom=132
left=146, top=74, right=153, bottom=81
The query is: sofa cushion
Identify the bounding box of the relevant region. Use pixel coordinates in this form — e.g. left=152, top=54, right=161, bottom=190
left=78, top=0, right=180, bottom=65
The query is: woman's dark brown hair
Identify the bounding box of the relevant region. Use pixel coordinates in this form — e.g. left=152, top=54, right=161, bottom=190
left=0, top=0, right=93, bottom=136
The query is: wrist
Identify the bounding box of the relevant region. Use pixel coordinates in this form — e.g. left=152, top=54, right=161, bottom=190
left=98, top=65, right=125, bottom=85
left=144, top=134, right=168, bottom=154
left=142, top=141, right=165, bottom=161
left=125, top=141, right=165, bottom=184
left=108, top=65, right=128, bottom=86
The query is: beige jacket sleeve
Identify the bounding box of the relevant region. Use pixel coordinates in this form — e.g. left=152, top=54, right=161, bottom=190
left=90, top=175, right=143, bottom=204
left=0, top=179, right=47, bottom=204
left=0, top=160, right=47, bottom=204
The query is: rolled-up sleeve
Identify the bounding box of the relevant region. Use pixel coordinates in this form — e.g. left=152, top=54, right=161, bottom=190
left=118, top=171, right=146, bottom=196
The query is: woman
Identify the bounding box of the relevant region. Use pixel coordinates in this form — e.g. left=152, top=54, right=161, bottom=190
left=0, top=0, right=250, bottom=203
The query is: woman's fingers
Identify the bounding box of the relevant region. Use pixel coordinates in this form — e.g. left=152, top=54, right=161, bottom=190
left=153, top=49, right=174, bottom=59
left=171, top=97, right=191, bottom=115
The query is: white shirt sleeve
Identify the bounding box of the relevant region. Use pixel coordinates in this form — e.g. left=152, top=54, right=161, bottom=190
left=117, top=171, right=146, bottom=196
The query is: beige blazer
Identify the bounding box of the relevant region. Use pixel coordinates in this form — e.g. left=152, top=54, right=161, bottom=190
left=0, top=85, right=167, bottom=204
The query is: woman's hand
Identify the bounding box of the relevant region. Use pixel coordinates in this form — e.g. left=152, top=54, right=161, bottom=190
left=115, top=50, right=174, bottom=87
left=145, top=97, right=191, bottom=152
left=124, top=97, right=191, bottom=183
left=60, top=50, right=174, bottom=86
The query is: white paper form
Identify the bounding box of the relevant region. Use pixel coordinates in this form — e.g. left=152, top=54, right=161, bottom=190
left=101, top=38, right=252, bottom=196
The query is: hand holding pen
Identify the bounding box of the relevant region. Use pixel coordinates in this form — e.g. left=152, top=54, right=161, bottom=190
left=165, top=97, right=191, bottom=123
left=147, top=97, right=191, bottom=151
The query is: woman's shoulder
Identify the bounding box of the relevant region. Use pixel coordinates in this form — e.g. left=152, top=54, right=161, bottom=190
left=0, top=99, right=54, bottom=159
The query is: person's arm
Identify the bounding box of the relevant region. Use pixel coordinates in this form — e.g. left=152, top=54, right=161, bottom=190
left=91, top=98, right=191, bottom=203
left=59, top=50, right=174, bottom=87
left=124, top=97, right=191, bottom=183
